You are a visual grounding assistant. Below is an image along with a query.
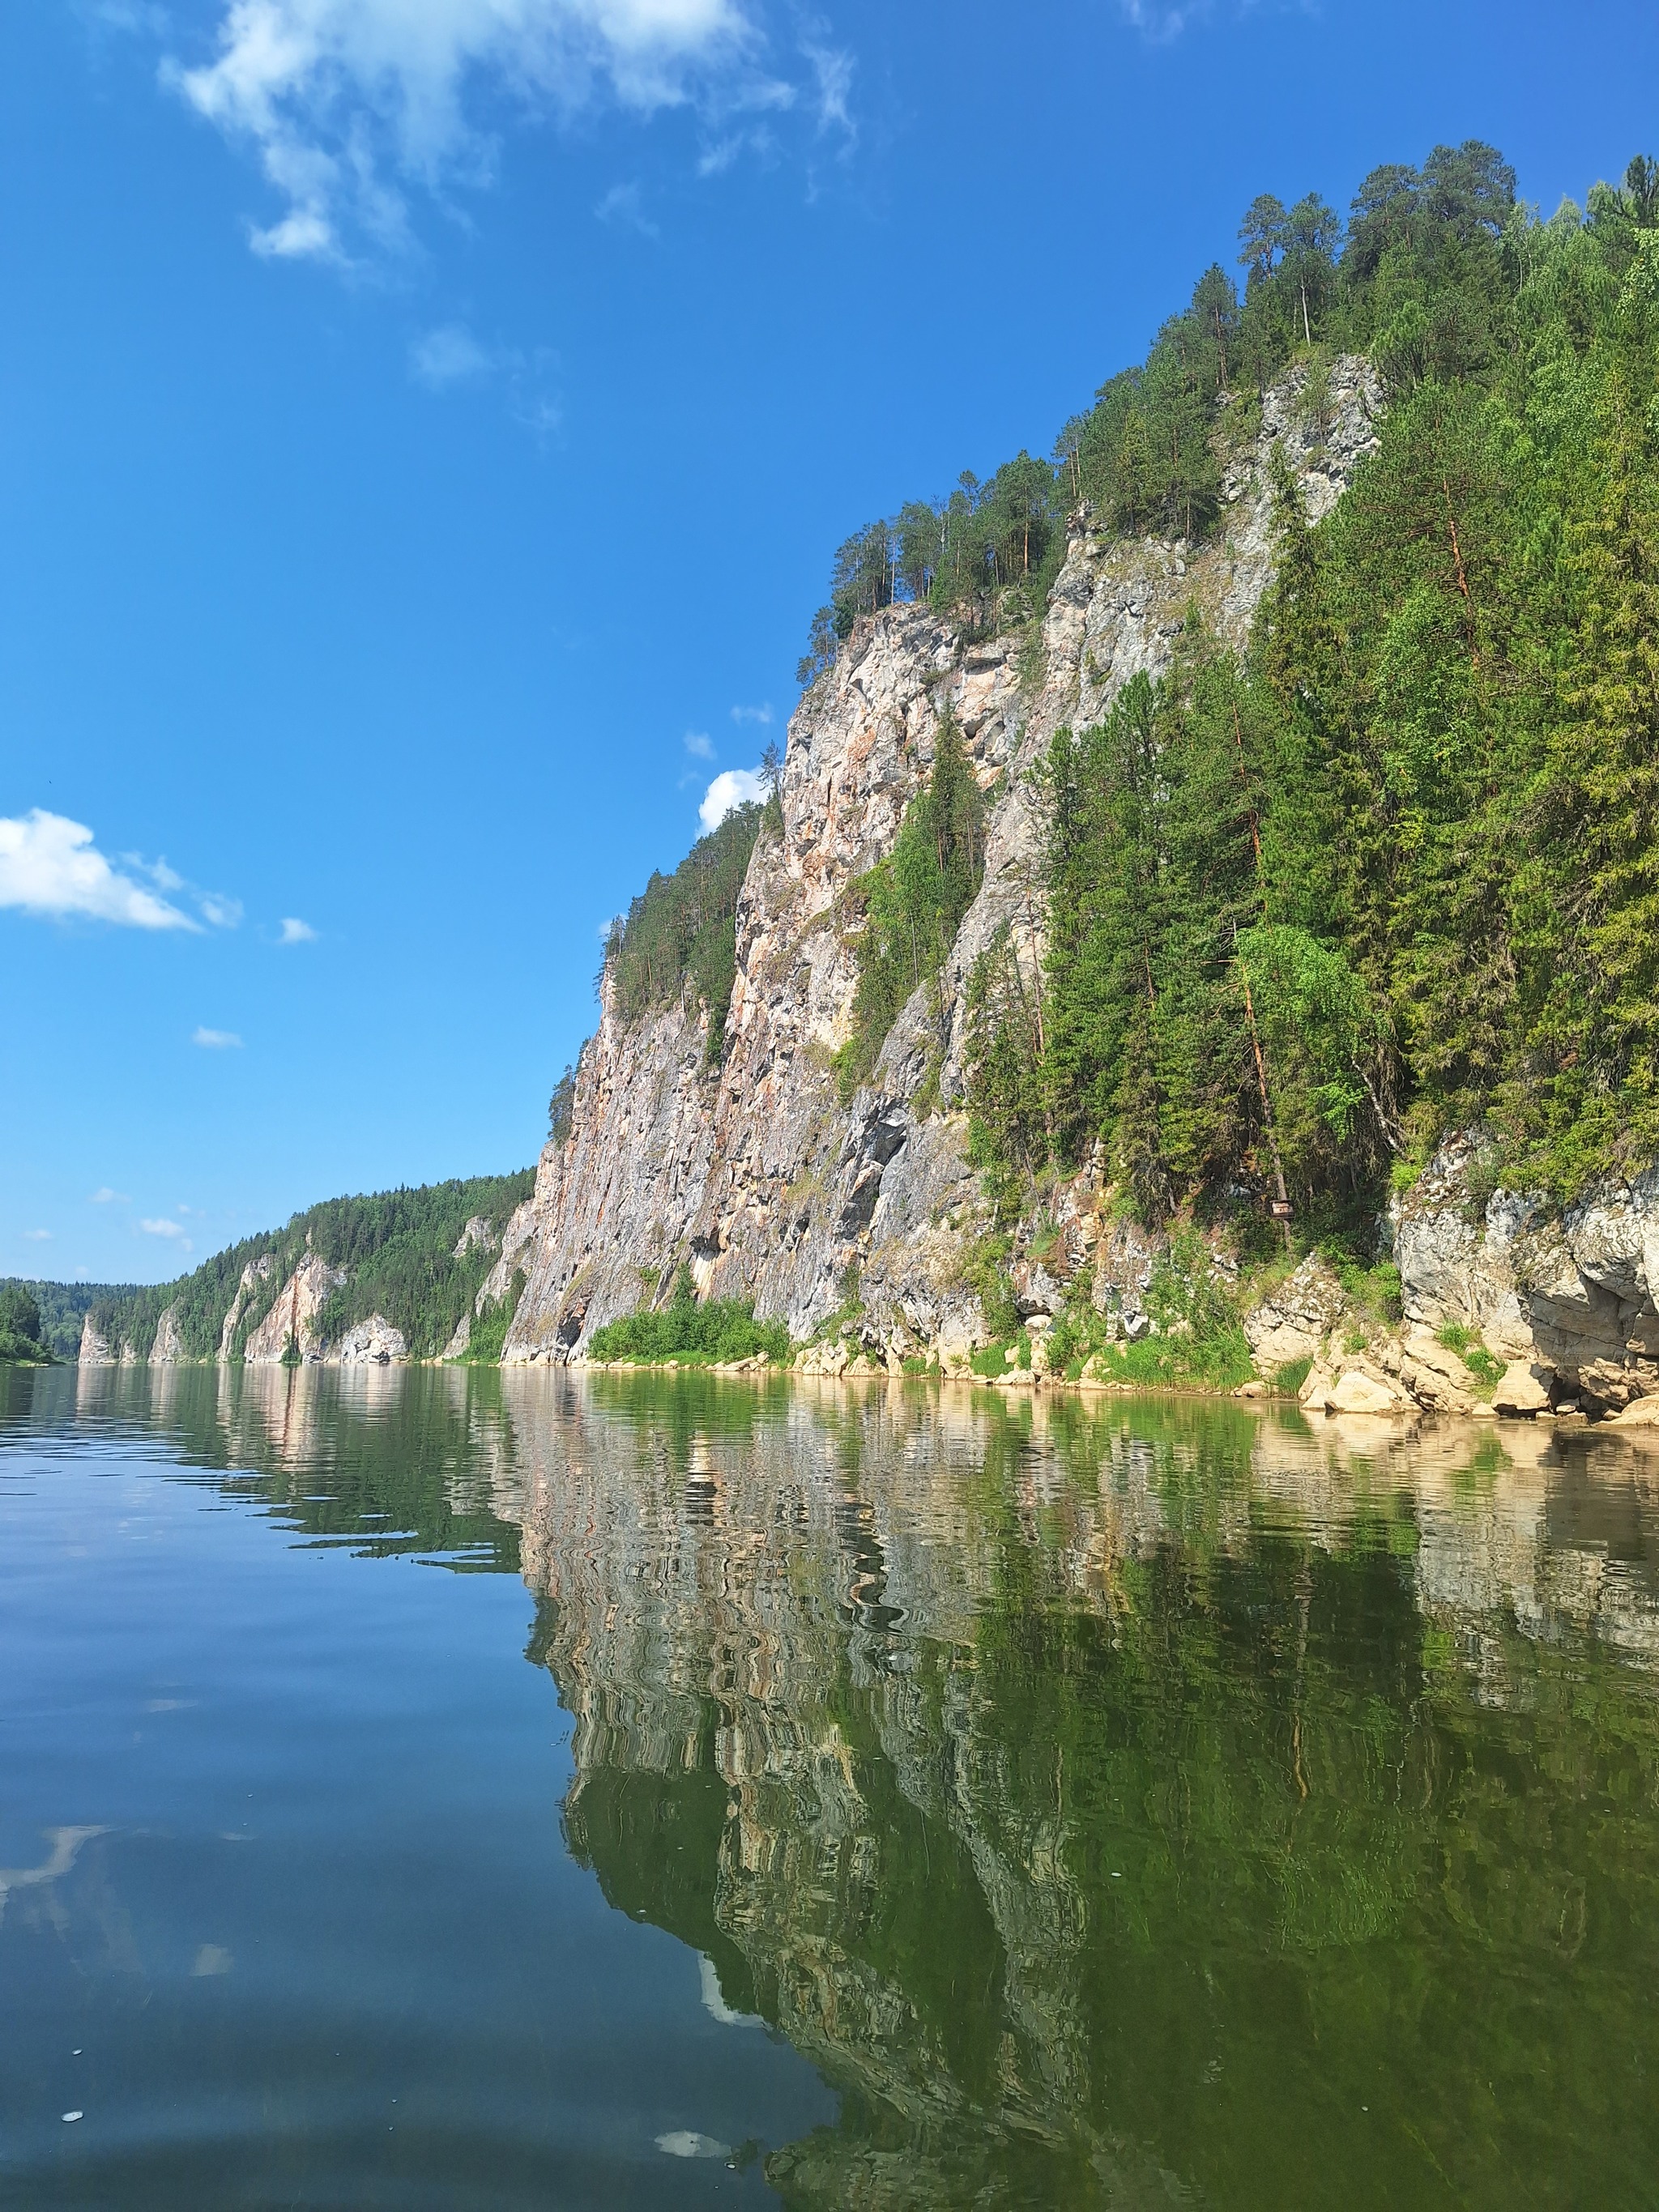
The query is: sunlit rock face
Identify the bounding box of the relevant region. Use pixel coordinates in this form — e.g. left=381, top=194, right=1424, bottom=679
left=503, top=364, right=1385, bottom=1369
left=506, top=1375, right=1659, bottom=2205
left=1385, top=1137, right=1659, bottom=1412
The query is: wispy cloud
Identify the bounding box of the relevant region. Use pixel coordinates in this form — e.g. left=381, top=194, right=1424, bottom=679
left=684, top=730, right=715, bottom=760
left=699, top=765, right=764, bottom=830
left=164, top=0, right=812, bottom=265
left=88, top=1187, right=130, bottom=1204
left=122, top=847, right=241, bottom=928
left=0, top=810, right=199, bottom=930
left=595, top=181, right=659, bottom=238
left=408, top=322, right=561, bottom=439
left=730, top=701, right=772, bottom=725
left=140, top=1217, right=192, bottom=1252
left=409, top=323, right=497, bottom=390
left=192, top=1026, right=243, bottom=1050
left=278, top=915, right=318, bottom=944
left=802, top=32, right=853, bottom=138
left=21, top=1228, right=51, bottom=1242
left=1114, top=0, right=1209, bottom=38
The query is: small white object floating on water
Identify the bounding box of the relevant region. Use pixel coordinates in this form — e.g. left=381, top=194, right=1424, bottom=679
left=656, top=2130, right=729, bottom=2159
left=62, top=2111, right=83, bottom=2124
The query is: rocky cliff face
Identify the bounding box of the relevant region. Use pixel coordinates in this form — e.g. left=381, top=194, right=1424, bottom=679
left=241, top=1251, right=346, bottom=1364
left=1239, top=1136, right=1659, bottom=1426
left=504, top=359, right=1386, bottom=1367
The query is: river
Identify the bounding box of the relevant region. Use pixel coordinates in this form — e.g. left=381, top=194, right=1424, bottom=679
left=3, top=1363, right=1657, bottom=2207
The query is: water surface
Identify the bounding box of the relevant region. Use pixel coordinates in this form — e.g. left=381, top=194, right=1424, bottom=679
left=3, top=1363, right=1657, bottom=2208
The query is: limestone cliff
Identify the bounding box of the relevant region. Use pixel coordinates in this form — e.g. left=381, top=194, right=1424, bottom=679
left=504, top=359, right=1385, bottom=1367
left=1275, top=1138, right=1659, bottom=1424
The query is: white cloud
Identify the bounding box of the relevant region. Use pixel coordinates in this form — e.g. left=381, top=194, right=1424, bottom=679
left=88, top=1187, right=130, bottom=1204
left=802, top=34, right=852, bottom=136
left=140, top=1217, right=187, bottom=1238
left=198, top=893, right=244, bottom=928
left=730, top=701, right=771, bottom=724
left=595, top=180, right=659, bottom=237
left=1115, top=0, right=1206, bottom=36
left=193, top=1026, right=244, bottom=1049
left=699, top=765, right=763, bottom=830
left=124, top=852, right=186, bottom=891
left=408, top=324, right=561, bottom=439
left=168, top=0, right=783, bottom=263
left=0, top=810, right=199, bottom=930
left=410, top=322, right=497, bottom=389
left=683, top=729, right=714, bottom=760
left=22, top=1228, right=51, bottom=1242
left=278, top=915, right=318, bottom=943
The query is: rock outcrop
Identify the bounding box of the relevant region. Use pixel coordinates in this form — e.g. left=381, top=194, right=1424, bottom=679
left=334, top=1315, right=408, bottom=1365
left=219, top=1254, right=275, bottom=1359
left=1285, top=1136, right=1659, bottom=1426
left=505, top=359, right=1386, bottom=1367
left=79, top=1311, right=115, bottom=1366
left=242, top=1252, right=346, bottom=1364
left=150, top=1303, right=184, bottom=1365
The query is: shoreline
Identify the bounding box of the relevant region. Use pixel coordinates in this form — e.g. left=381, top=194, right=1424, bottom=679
left=40, top=1352, right=1659, bottom=1446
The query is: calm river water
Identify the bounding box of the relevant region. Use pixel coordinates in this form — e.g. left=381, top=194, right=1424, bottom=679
left=2, top=1364, right=1657, bottom=2208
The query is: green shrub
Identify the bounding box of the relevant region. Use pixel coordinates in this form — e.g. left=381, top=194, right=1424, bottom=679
left=465, top=1270, right=527, bottom=1364
left=835, top=716, right=984, bottom=1099
left=586, top=1267, right=791, bottom=1367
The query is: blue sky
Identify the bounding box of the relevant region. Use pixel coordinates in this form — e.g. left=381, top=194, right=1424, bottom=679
left=3, top=0, right=1653, bottom=1285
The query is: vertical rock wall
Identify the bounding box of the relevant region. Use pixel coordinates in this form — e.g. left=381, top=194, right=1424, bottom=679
left=503, top=360, right=1385, bottom=1364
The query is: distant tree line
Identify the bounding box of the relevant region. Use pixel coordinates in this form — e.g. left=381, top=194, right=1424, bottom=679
left=0, top=1278, right=130, bottom=1362
left=797, top=142, right=1521, bottom=684
left=0, top=1284, right=52, bottom=1363
left=83, top=1173, right=535, bottom=1362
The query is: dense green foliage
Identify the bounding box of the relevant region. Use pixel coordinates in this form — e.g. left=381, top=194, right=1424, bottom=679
left=83, top=1171, right=534, bottom=1361
left=464, top=1269, right=527, bottom=1363
left=834, top=715, right=987, bottom=1100
left=605, top=800, right=766, bottom=1065
left=798, top=141, right=1524, bottom=687
left=586, top=1264, right=791, bottom=1366
left=0, top=1278, right=122, bottom=1362
left=0, top=1283, right=51, bottom=1363
left=964, top=142, right=1659, bottom=1221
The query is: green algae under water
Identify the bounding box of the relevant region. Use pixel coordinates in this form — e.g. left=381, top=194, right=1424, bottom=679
left=3, top=1362, right=1657, bottom=2209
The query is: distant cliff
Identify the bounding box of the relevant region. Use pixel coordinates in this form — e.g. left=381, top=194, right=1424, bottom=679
left=76, top=1172, right=532, bottom=1367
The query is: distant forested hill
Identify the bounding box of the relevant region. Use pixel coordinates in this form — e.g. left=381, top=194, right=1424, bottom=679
left=79, top=1172, right=534, bottom=1361
left=0, top=1280, right=134, bottom=1362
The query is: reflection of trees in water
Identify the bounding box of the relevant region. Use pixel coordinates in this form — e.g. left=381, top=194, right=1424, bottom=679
left=519, top=1382, right=1659, bottom=2210
left=10, top=1362, right=1659, bottom=2203
left=53, top=1362, right=527, bottom=1569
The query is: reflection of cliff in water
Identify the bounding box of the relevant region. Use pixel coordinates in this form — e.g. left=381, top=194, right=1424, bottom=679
left=516, top=1378, right=1659, bottom=2210
left=52, top=1362, right=528, bottom=1568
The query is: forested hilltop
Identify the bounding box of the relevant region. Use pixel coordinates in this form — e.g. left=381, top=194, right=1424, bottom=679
left=953, top=142, right=1659, bottom=1230
left=81, top=1172, right=533, bottom=1363
left=604, top=141, right=1659, bottom=1250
